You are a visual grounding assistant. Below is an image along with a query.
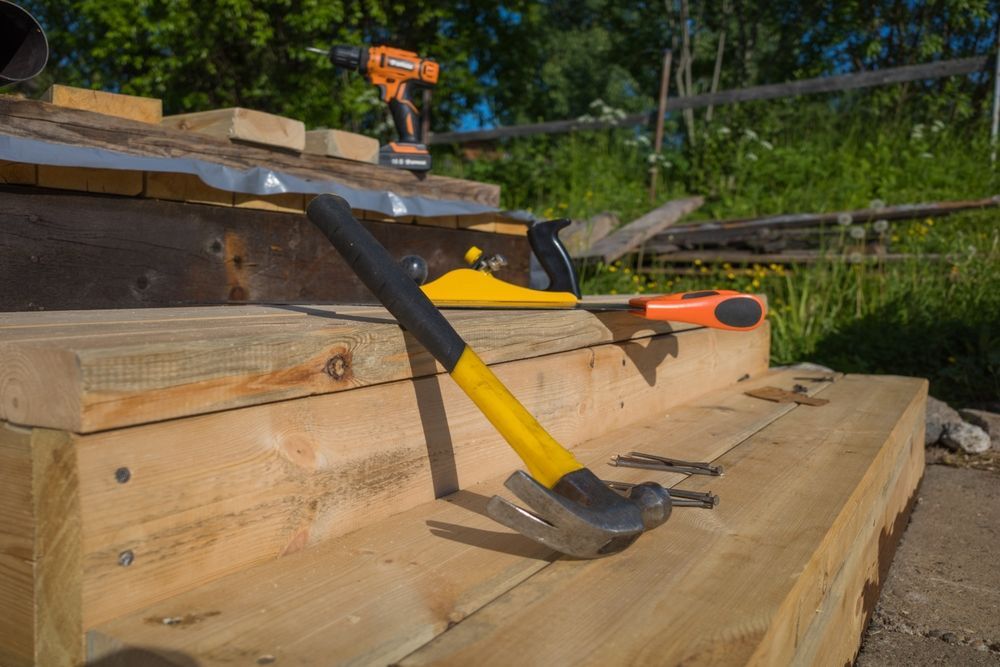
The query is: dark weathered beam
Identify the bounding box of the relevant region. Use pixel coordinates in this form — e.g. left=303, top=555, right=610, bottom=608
left=0, top=98, right=500, bottom=206
left=430, top=56, right=990, bottom=144
left=0, top=188, right=527, bottom=311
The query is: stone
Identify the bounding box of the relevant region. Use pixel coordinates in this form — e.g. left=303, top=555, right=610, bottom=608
left=940, top=421, right=991, bottom=454
left=959, top=409, right=1000, bottom=450
left=925, top=396, right=962, bottom=446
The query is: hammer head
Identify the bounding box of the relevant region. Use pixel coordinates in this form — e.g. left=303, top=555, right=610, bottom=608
left=486, top=468, right=672, bottom=558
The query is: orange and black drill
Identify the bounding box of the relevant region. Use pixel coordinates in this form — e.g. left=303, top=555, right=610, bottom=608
left=310, top=44, right=439, bottom=171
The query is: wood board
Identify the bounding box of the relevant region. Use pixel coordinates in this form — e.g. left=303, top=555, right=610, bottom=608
left=88, top=372, right=926, bottom=666
left=72, top=323, right=766, bottom=626
left=0, top=295, right=710, bottom=433
left=0, top=190, right=530, bottom=314
left=577, top=196, right=704, bottom=263
left=304, top=128, right=379, bottom=163
left=160, top=107, right=306, bottom=152
left=0, top=97, right=499, bottom=206
left=41, top=85, right=163, bottom=124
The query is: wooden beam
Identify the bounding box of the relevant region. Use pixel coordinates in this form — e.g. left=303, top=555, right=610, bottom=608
left=70, top=324, right=767, bottom=627
left=0, top=98, right=500, bottom=206
left=0, top=290, right=708, bottom=433
left=41, top=85, right=163, bottom=124
left=430, top=56, right=990, bottom=144
left=650, top=250, right=945, bottom=264
left=0, top=425, right=83, bottom=667
left=401, top=375, right=926, bottom=666
left=88, top=371, right=925, bottom=666
left=576, top=196, right=704, bottom=262
left=161, top=108, right=306, bottom=152
left=87, top=364, right=800, bottom=665
left=0, top=190, right=527, bottom=314
left=653, top=195, right=1000, bottom=247
left=304, top=129, right=379, bottom=164
left=559, top=212, right=618, bottom=256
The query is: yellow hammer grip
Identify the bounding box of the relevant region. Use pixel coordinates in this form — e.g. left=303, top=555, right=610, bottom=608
left=450, top=347, right=584, bottom=488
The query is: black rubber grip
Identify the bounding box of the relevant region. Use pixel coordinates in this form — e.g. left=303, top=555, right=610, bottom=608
left=306, top=195, right=467, bottom=371
left=527, top=218, right=581, bottom=297
left=714, top=297, right=764, bottom=329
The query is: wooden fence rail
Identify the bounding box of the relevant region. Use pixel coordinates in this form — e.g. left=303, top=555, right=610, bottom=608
left=430, top=56, right=990, bottom=145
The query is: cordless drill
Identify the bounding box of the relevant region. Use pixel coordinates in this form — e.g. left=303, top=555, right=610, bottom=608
left=312, top=44, right=439, bottom=171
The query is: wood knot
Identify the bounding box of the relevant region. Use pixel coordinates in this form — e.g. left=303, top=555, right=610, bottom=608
left=324, top=353, right=350, bottom=381
left=228, top=286, right=247, bottom=301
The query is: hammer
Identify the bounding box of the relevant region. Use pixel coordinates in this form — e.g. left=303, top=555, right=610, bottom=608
left=307, top=195, right=672, bottom=558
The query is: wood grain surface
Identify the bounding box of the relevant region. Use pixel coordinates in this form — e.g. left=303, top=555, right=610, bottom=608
left=0, top=189, right=528, bottom=316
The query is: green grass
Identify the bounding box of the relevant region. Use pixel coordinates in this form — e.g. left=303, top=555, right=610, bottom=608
left=435, top=100, right=1000, bottom=406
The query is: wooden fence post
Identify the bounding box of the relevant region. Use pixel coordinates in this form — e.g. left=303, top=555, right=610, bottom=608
left=649, top=49, right=673, bottom=204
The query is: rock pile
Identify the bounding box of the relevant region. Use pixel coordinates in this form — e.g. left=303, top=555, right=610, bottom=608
left=925, top=396, right=995, bottom=454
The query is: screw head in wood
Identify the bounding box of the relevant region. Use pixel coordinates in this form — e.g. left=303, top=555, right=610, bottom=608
left=115, top=467, right=131, bottom=484
left=118, top=550, right=135, bottom=567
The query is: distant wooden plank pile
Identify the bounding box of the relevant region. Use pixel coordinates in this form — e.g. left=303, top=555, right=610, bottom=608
left=565, top=195, right=998, bottom=269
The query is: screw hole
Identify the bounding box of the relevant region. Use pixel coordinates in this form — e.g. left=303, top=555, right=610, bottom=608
left=115, top=467, right=131, bottom=484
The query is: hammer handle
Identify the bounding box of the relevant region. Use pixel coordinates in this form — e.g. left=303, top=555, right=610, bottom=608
left=307, top=195, right=584, bottom=488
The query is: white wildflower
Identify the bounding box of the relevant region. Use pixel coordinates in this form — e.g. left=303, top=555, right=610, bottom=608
left=743, top=128, right=758, bottom=141
left=848, top=252, right=863, bottom=264
left=920, top=152, right=933, bottom=159
left=646, top=153, right=658, bottom=164
left=759, top=140, right=774, bottom=151
left=869, top=199, right=886, bottom=210
left=637, top=135, right=651, bottom=146
left=931, top=120, right=945, bottom=133
left=910, top=124, right=925, bottom=141
left=717, top=126, right=731, bottom=136
left=873, top=219, right=889, bottom=233
left=746, top=152, right=758, bottom=162
left=837, top=212, right=853, bottom=226
left=849, top=225, right=865, bottom=240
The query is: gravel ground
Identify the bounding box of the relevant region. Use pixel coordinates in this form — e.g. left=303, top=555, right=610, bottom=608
left=856, top=451, right=1000, bottom=665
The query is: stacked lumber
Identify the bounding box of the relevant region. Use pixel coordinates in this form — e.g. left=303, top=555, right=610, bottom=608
left=1, top=92, right=526, bottom=234
left=0, top=302, right=927, bottom=666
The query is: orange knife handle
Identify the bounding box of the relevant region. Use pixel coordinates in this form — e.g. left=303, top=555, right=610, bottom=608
left=629, top=290, right=766, bottom=331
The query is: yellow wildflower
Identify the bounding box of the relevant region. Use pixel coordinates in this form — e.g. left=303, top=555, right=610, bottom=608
left=608, top=266, right=617, bottom=273
left=694, top=259, right=703, bottom=266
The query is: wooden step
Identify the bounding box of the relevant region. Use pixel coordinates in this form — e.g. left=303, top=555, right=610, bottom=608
left=0, top=306, right=770, bottom=665
left=0, top=303, right=721, bottom=433
left=88, top=371, right=926, bottom=666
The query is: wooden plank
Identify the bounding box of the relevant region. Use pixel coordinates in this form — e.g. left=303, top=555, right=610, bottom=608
left=0, top=161, right=36, bottom=185
left=651, top=195, right=1000, bottom=247
left=41, top=85, right=163, bottom=124
left=143, top=172, right=234, bottom=207
left=457, top=213, right=498, bottom=233
left=400, top=375, right=926, bottom=666
left=0, top=424, right=34, bottom=667
left=430, top=56, right=990, bottom=143
left=36, top=166, right=144, bottom=195
left=415, top=216, right=459, bottom=229
left=0, top=425, right=83, bottom=666
left=0, top=190, right=528, bottom=312
left=304, top=129, right=379, bottom=163
left=561, top=212, right=617, bottom=256
left=651, top=249, right=944, bottom=264
left=492, top=221, right=529, bottom=236
left=234, top=191, right=305, bottom=213
left=87, top=368, right=834, bottom=665
left=577, top=196, right=704, bottom=263
left=160, top=108, right=306, bottom=153
left=0, top=98, right=500, bottom=206
left=74, top=325, right=768, bottom=627
left=0, top=297, right=708, bottom=433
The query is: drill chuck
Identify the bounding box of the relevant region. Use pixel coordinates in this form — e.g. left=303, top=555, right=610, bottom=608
left=328, top=45, right=366, bottom=73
